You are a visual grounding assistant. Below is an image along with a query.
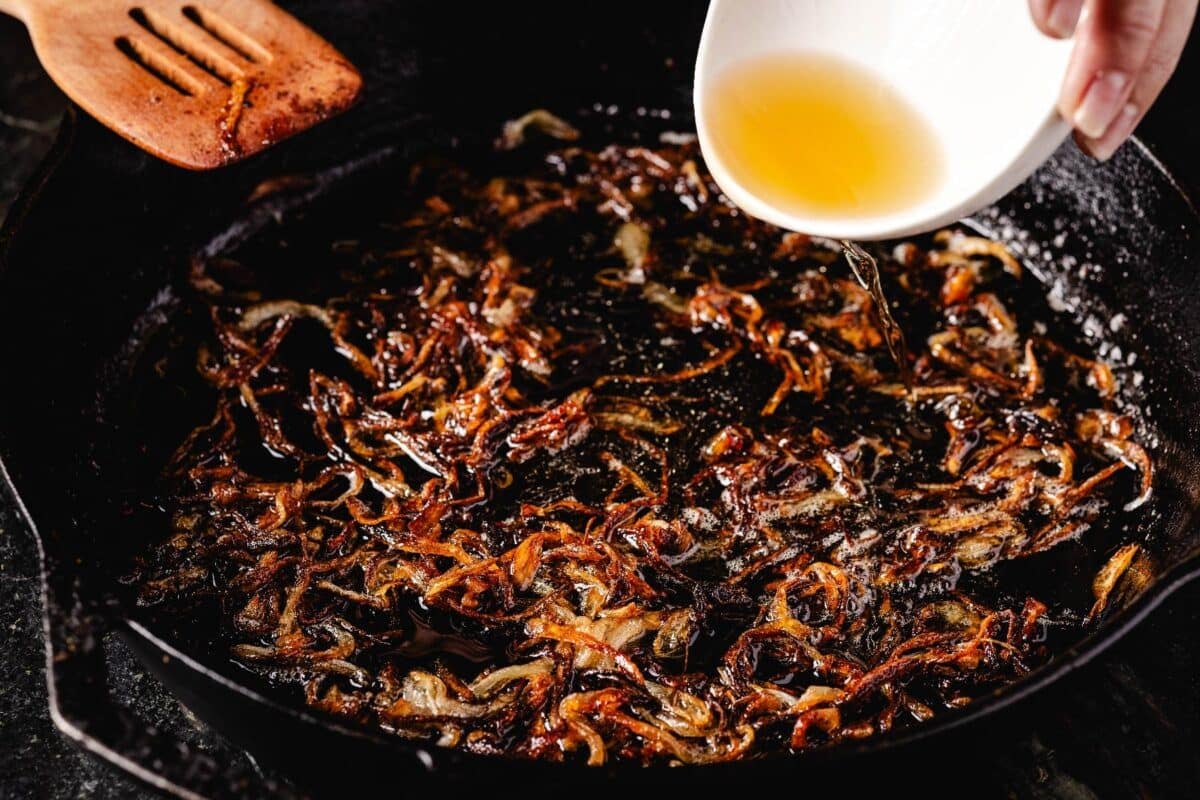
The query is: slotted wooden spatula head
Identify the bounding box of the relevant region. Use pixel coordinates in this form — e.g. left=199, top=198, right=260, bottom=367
left=1, top=0, right=362, bottom=169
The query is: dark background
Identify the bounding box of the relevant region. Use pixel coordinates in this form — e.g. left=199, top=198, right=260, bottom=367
left=1, top=12, right=1199, bottom=800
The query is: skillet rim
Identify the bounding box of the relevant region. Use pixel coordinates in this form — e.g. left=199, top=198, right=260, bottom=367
left=2, top=110, right=1200, bottom=782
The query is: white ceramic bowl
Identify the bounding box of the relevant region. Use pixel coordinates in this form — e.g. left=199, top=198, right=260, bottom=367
left=694, top=0, right=1075, bottom=241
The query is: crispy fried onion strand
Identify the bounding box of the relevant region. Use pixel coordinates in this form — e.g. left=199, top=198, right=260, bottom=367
left=136, top=129, right=1153, bottom=765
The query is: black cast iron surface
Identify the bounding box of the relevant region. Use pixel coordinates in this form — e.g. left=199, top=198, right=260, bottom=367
left=2, top=9, right=1200, bottom=799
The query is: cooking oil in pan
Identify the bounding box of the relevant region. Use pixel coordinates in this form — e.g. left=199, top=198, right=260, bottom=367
left=702, top=51, right=944, bottom=219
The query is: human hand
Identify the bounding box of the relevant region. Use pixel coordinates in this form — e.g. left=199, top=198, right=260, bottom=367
left=1028, top=0, right=1198, bottom=160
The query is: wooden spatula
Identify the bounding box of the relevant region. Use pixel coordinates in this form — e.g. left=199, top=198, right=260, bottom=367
left=0, top=0, right=362, bottom=169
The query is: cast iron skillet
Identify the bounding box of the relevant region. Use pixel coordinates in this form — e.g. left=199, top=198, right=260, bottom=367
left=2, top=2, right=1200, bottom=796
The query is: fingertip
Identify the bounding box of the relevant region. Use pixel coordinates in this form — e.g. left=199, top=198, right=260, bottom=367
left=1072, top=71, right=1132, bottom=139
left=1028, top=0, right=1056, bottom=36
left=1077, top=138, right=1120, bottom=162
left=1031, top=0, right=1084, bottom=38
left=1075, top=102, right=1140, bottom=162
left=1074, top=130, right=1106, bottom=160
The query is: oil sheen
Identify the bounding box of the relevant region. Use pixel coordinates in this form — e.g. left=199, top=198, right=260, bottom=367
left=704, top=51, right=944, bottom=219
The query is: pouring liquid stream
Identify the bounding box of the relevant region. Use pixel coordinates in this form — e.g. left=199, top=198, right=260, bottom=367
left=842, top=240, right=914, bottom=393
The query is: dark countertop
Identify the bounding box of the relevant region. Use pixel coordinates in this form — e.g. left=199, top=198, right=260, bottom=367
left=0, top=20, right=135, bottom=798
left=1, top=13, right=1198, bottom=800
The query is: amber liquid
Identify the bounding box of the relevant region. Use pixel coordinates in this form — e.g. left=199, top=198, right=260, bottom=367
left=703, top=51, right=944, bottom=219
left=843, top=240, right=913, bottom=392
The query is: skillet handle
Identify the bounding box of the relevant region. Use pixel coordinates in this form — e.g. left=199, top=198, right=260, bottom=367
left=41, top=583, right=295, bottom=799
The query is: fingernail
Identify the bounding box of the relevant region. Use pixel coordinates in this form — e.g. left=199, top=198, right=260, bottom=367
left=1073, top=71, right=1131, bottom=139
left=1084, top=102, right=1140, bottom=161
left=1046, top=0, right=1083, bottom=37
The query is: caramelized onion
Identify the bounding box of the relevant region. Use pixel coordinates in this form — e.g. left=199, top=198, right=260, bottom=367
left=133, top=121, right=1154, bottom=766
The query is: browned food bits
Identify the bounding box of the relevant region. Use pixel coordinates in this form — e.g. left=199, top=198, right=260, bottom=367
left=133, top=124, right=1152, bottom=765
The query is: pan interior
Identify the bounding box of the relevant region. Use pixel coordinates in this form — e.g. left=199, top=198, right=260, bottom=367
left=106, top=109, right=1189, bottom=758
